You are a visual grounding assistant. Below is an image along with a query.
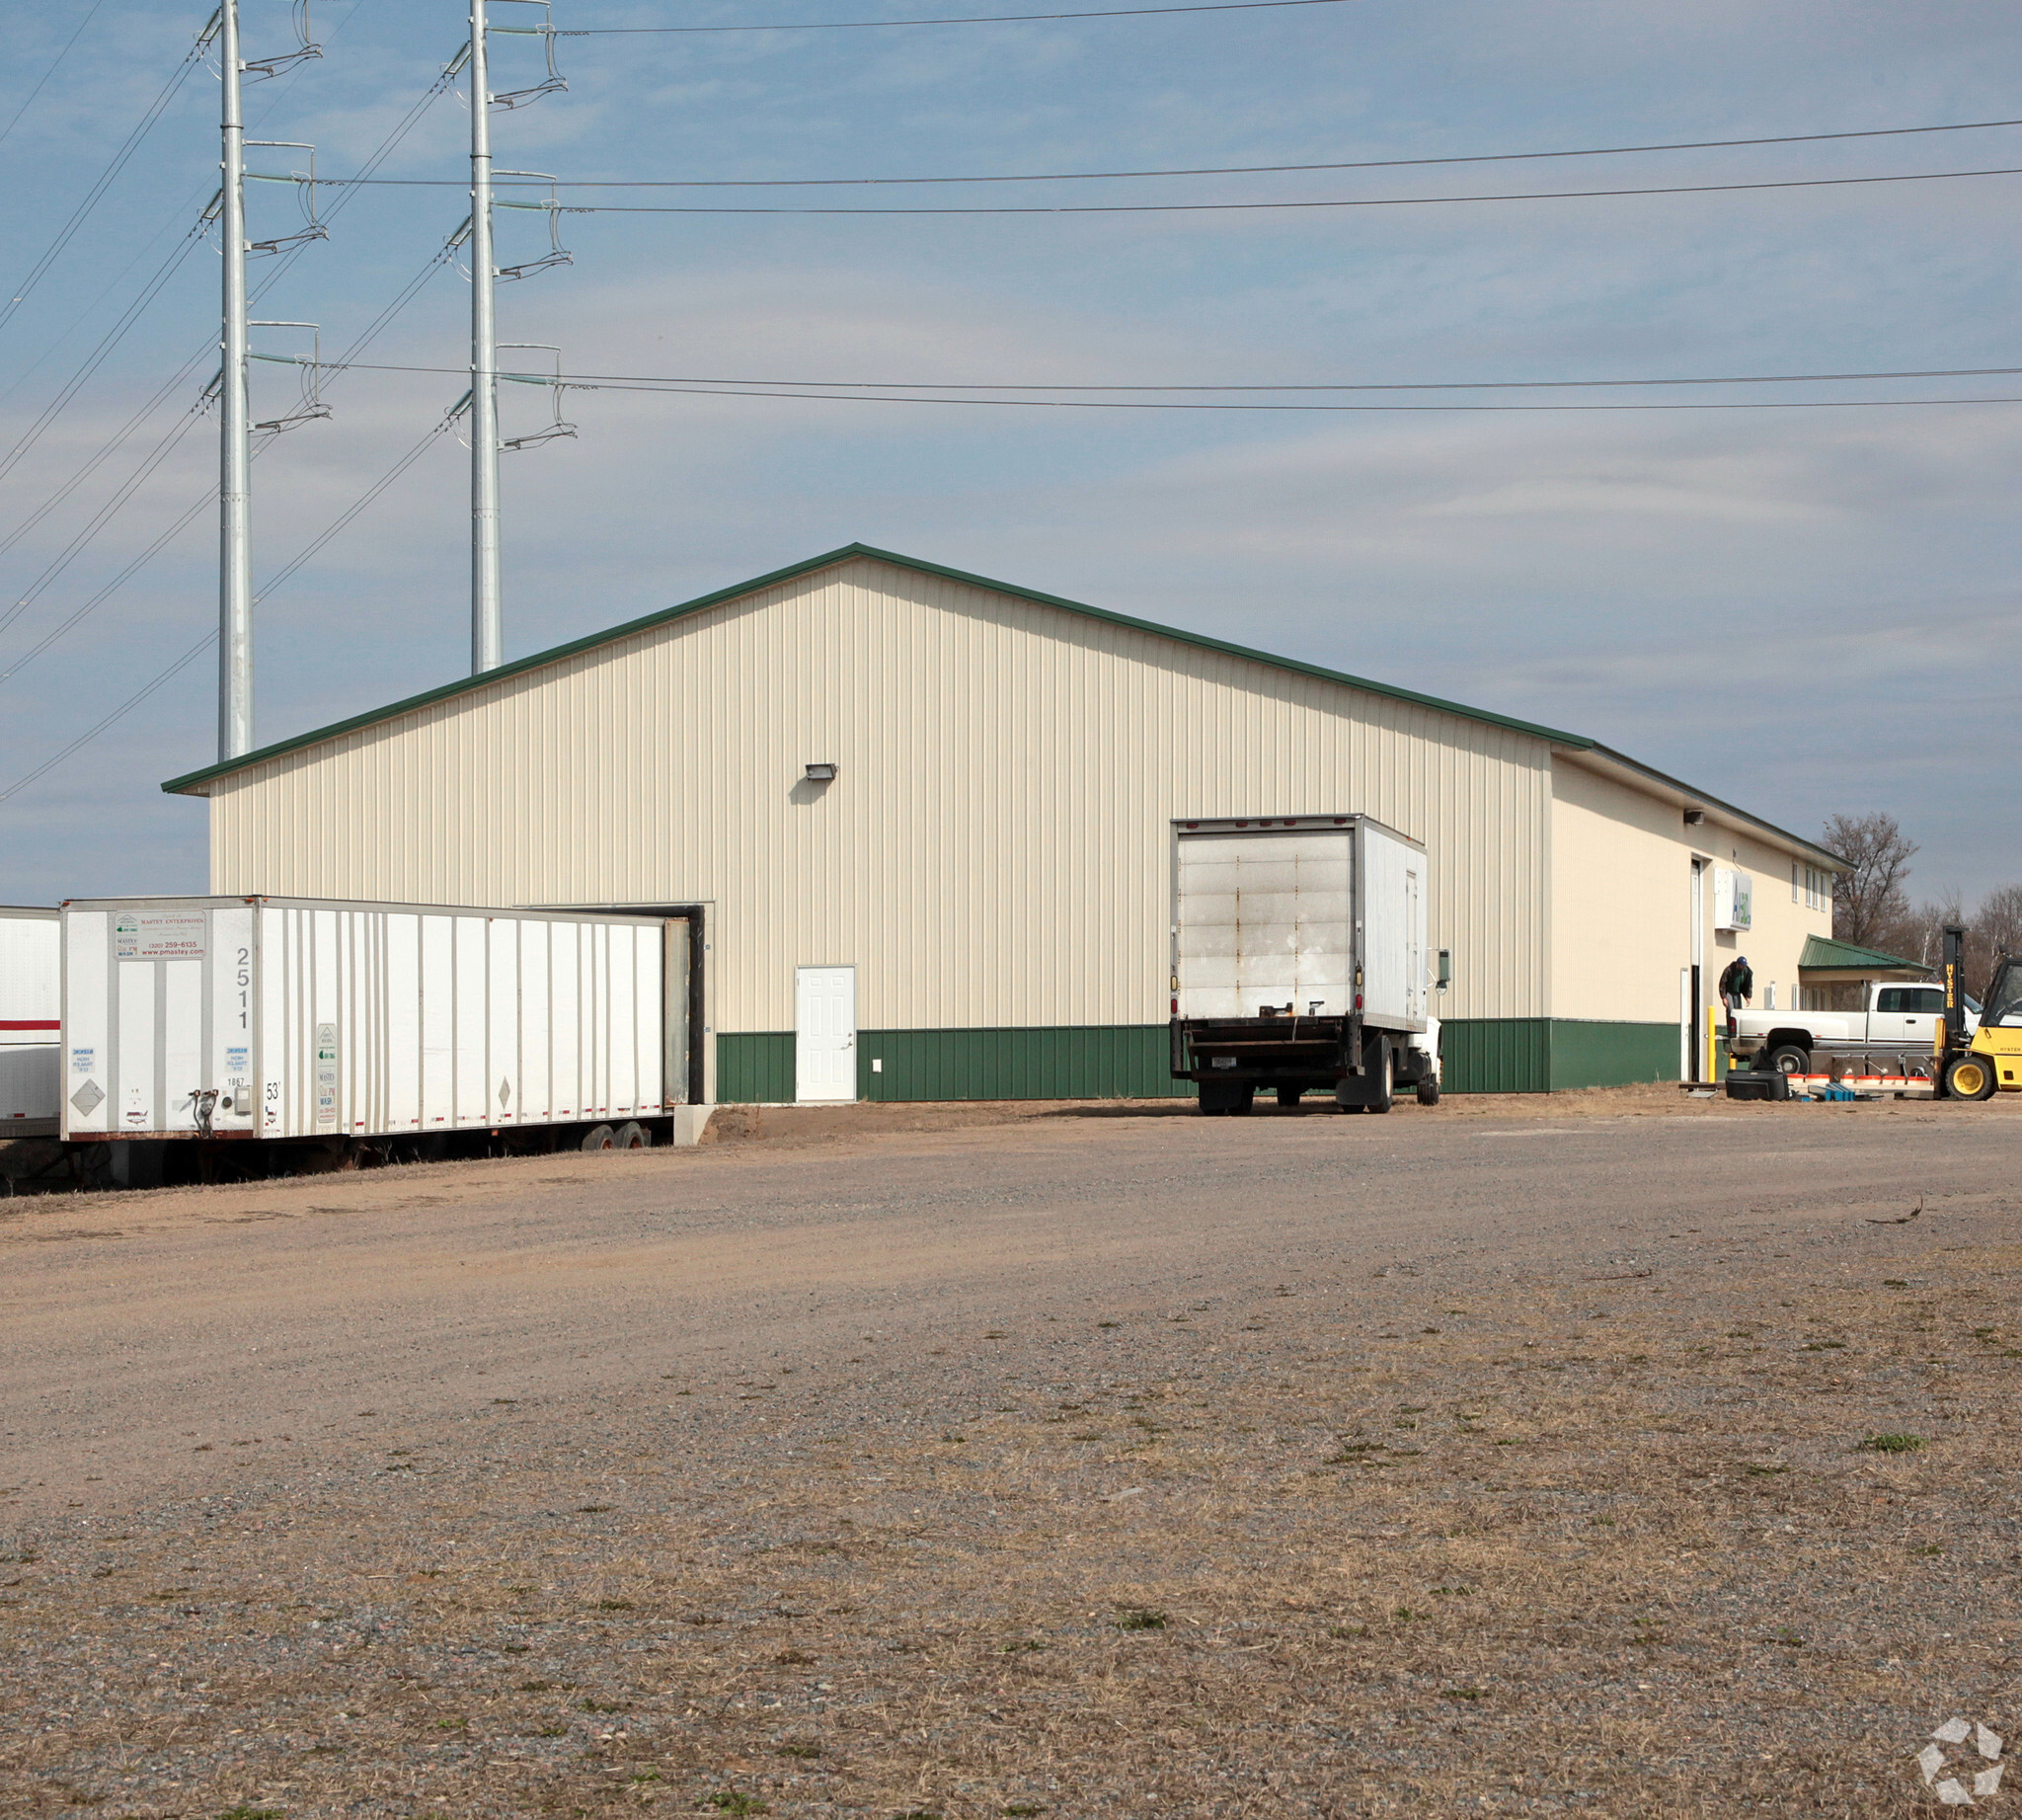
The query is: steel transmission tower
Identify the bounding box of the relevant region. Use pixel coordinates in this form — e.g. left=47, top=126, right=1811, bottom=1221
left=468, top=0, right=503, bottom=675
left=203, top=1, right=323, bottom=761
left=217, top=0, right=253, bottom=759
left=459, top=1, right=569, bottom=676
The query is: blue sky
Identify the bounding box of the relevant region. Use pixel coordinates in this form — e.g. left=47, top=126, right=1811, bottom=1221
left=1, top=0, right=2018, bottom=904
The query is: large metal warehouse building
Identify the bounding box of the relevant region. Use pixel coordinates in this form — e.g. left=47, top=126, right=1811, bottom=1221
left=163, top=544, right=1841, bottom=1102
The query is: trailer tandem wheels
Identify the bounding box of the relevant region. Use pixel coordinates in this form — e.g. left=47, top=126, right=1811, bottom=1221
left=1169, top=815, right=1442, bottom=1115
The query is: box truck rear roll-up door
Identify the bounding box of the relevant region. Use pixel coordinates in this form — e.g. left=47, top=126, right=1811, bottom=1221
left=1175, top=829, right=1355, bottom=1020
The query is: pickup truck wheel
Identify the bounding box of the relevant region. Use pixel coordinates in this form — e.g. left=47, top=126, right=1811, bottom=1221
left=1943, top=1053, right=1999, bottom=1101
left=1763, top=1044, right=1811, bottom=1076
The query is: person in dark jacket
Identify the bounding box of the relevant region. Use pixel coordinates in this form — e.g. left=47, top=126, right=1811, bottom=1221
left=1719, top=955, right=1753, bottom=1039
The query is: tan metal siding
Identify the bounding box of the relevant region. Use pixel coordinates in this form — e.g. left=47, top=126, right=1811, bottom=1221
left=207, top=556, right=1552, bottom=1035
left=1549, top=755, right=1831, bottom=1023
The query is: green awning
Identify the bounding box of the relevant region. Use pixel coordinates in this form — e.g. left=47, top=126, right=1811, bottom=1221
left=1798, top=934, right=1928, bottom=978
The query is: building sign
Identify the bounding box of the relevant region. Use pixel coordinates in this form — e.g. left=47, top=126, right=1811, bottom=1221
left=1713, top=867, right=1753, bottom=932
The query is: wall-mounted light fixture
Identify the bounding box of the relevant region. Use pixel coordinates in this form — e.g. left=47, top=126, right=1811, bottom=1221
left=805, top=761, right=838, bottom=782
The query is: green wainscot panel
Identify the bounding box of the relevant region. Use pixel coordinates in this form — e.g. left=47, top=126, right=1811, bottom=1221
left=715, top=1032, right=794, bottom=1103
left=1438, top=1018, right=1550, bottom=1095
left=857, top=1027, right=1193, bottom=1103
left=719, top=1019, right=1675, bottom=1104
left=1547, top=1020, right=1679, bottom=1090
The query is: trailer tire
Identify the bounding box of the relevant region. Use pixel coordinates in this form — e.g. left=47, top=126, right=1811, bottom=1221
left=1416, top=1075, right=1440, bottom=1107
left=1763, top=1044, right=1810, bottom=1076
left=582, top=1123, right=617, bottom=1150
left=613, top=1120, right=651, bottom=1148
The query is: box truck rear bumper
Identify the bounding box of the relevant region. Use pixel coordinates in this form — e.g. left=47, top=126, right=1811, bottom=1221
left=1171, top=1015, right=1364, bottom=1083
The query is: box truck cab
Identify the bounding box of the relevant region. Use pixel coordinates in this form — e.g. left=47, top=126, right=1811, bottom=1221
left=1168, top=816, right=1440, bottom=1114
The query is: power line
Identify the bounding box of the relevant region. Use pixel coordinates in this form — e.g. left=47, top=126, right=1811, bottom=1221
left=318, top=115, right=2022, bottom=190
left=0, top=406, right=210, bottom=647
left=311, top=356, right=2022, bottom=392
left=0, top=629, right=217, bottom=805
left=0, top=73, right=455, bottom=671
left=0, top=0, right=111, bottom=154
left=0, top=416, right=457, bottom=802
left=520, top=381, right=2022, bottom=411
left=541, top=163, right=2022, bottom=214
left=560, top=0, right=1351, bottom=32
left=266, top=354, right=2022, bottom=408
left=0, top=39, right=207, bottom=337
left=0, top=220, right=209, bottom=491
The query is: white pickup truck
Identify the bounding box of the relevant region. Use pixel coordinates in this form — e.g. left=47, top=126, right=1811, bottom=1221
left=1731, top=981, right=1980, bottom=1075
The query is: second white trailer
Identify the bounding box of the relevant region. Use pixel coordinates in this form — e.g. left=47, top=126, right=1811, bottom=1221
left=60, top=897, right=679, bottom=1146
left=0, top=907, right=60, bottom=1137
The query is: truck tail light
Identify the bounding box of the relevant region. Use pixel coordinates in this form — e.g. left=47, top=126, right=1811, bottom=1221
left=1171, top=996, right=1179, bottom=1014
left=1355, top=993, right=1363, bottom=1010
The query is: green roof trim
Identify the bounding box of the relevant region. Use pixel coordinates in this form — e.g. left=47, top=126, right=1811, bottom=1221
left=160, top=542, right=1594, bottom=795
left=1799, top=934, right=1924, bottom=973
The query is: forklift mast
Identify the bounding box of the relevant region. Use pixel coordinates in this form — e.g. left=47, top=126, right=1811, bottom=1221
left=1942, top=923, right=1968, bottom=1053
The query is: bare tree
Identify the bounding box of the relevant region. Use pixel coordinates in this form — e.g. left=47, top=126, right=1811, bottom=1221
left=1879, top=882, right=2022, bottom=997
left=1885, top=889, right=1962, bottom=971
left=1822, top=812, right=1917, bottom=947
left=1977, top=883, right=2022, bottom=977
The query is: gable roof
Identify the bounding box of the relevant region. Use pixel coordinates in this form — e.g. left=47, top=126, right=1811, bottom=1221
left=154, top=541, right=1842, bottom=869
left=161, top=542, right=1586, bottom=796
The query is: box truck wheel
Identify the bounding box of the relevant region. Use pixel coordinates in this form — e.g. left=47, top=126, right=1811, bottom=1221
left=583, top=1123, right=617, bottom=1150
left=613, top=1120, right=652, bottom=1148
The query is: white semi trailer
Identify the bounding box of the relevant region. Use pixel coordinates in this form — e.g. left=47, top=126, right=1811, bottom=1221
left=59, top=897, right=696, bottom=1172
left=0, top=907, right=60, bottom=1138
left=1168, top=816, right=1443, bottom=1114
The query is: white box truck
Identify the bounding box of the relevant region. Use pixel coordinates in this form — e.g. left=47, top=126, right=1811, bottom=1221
left=1169, top=816, right=1442, bottom=1114
left=0, top=907, right=60, bottom=1138
left=59, top=897, right=690, bottom=1160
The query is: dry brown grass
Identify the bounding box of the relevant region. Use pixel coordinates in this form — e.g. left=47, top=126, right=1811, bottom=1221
left=6, top=1182, right=2020, bottom=1817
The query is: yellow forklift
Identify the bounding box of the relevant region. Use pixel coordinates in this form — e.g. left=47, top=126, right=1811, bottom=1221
left=1936, top=923, right=2022, bottom=1099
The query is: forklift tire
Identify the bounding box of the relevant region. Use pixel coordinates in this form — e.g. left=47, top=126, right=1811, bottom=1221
left=1416, top=1075, right=1440, bottom=1107
left=1943, top=1053, right=1999, bottom=1102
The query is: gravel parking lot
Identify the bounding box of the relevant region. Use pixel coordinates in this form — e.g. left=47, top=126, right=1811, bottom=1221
left=3, top=1087, right=2019, bottom=1817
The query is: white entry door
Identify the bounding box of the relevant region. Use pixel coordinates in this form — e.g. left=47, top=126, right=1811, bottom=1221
left=795, top=966, right=857, bottom=1102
